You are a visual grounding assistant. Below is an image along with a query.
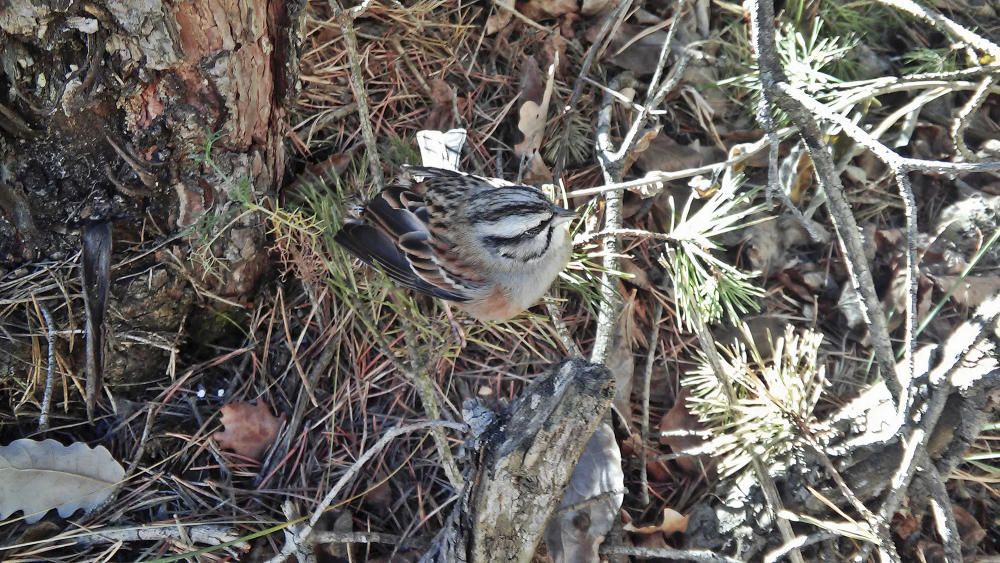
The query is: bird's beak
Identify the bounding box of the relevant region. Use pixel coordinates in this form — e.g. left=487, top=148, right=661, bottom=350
left=552, top=206, right=576, bottom=224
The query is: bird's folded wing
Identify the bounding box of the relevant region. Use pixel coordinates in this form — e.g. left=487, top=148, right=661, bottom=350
left=335, top=187, right=482, bottom=302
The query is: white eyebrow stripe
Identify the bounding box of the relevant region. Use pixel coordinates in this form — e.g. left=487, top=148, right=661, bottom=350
left=476, top=213, right=551, bottom=238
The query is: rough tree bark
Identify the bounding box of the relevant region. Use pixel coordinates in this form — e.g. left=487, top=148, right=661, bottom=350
left=0, top=1, right=305, bottom=397
left=423, top=358, right=615, bottom=563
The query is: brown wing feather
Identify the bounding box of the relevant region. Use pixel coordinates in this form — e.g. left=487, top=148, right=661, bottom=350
left=335, top=177, right=486, bottom=302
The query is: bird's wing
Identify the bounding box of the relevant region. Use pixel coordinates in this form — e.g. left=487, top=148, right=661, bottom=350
left=334, top=183, right=485, bottom=302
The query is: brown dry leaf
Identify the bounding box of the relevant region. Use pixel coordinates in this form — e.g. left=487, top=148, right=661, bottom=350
left=620, top=257, right=653, bottom=290
left=624, top=507, right=689, bottom=536
left=634, top=133, right=720, bottom=174
left=0, top=439, right=125, bottom=523
left=621, top=126, right=661, bottom=176
left=891, top=511, right=921, bottom=541
left=318, top=510, right=355, bottom=559
left=952, top=505, right=986, bottom=548
left=485, top=7, right=513, bottom=35
left=932, top=274, right=1000, bottom=307
left=519, top=0, right=578, bottom=21
left=744, top=219, right=784, bottom=277
left=658, top=389, right=711, bottom=475
left=213, top=402, right=284, bottom=461
left=788, top=149, right=814, bottom=204
left=364, top=467, right=393, bottom=510
left=514, top=56, right=552, bottom=159
left=602, top=24, right=668, bottom=75
left=423, top=78, right=457, bottom=131
left=540, top=30, right=568, bottom=76
left=544, top=424, right=623, bottom=563
left=582, top=0, right=619, bottom=16
left=514, top=55, right=556, bottom=183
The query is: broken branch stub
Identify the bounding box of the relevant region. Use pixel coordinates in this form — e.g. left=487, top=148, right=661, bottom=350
left=424, top=358, right=614, bottom=562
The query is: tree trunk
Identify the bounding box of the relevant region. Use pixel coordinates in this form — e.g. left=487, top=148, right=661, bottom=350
left=0, top=0, right=304, bottom=405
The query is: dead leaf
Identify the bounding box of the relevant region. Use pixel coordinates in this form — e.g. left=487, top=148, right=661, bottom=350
left=837, top=285, right=866, bottom=330
left=624, top=507, right=689, bottom=536
left=485, top=7, right=513, bottom=35
left=658, top=389, right=712, bottom=475
left=744, top=219, right=784, bottom=277
left=422, top=79, right=457, bottom=131
left=0, top=439, right=125, bottom=523
left=581, top=0, right=619, bottom=16
left=514, top=57, right=553, bottom=159
left=213, top=402, right=285, bottom=461
left=714, top=317, right=788, bottom=361
left=519, top=0, right=578, bottom=21
left=891, top=511, right=921, bottom=541
left=602, top=24, right=670, bottom=75
left=364, top=466, right=393, bottom=510
left=514, top=56, right=556, bottom=183
left=932, top=274, right=1000, bottom=307
left=540, top=30, right=568, bottom=76
left=319, top=510, right=355, bottom=559
left=544, top=424, right=624, bottom=563
left=634, top=133, right=721, bottom=175
left=952, top=504, right=986, bottom=548
left=620, top=257, right=653, bottom=290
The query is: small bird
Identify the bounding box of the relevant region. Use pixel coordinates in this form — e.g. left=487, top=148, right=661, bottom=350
left=335, top=166, right=575, bottom=321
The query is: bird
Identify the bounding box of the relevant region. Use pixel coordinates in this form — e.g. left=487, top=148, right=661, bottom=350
left=334, top=165, right=575, bottom=321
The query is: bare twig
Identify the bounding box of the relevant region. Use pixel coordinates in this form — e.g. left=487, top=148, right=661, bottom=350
left=265, top=420, right=467, bottom=563
left=600, top=544, right=743, bottom=562
left=350, top=303, right=465, bottom=491
left=638, top=302, right=663, bottom=506
left=331, top=0, right=384, bottom=190
left=875, top=0, right=1000, bottom=60
left=763, top=532, right=839, bottom=563
left=55, top=524, right=248, bottom=552
left=552, top=0, right=634, bottom=182
left=546, top=299, right=582, bottom=357
left=859, top=297, right=1000, bottom=561
left=590, top=73, right=634, bottom=364
left=751, top=454, right=806, bottom=563
left=36, top=301, right=56, bottom=431
left=403, top=323, right=466, bottom=490
left=748, top=0, right=901, bottom=405
left=918, top=465, right=963, bottom=563
left=951, top=75, right=995, bottom=161
left=311, top=530, right=430, bottom=549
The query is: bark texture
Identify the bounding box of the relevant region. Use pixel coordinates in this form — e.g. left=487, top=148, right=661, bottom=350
left=423, top=358, right=615, bottom=563
left=0, top=0, right=304, bottom=392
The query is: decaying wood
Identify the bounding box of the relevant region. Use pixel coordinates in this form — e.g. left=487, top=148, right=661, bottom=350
left=423, top=358, right=614, bottom=563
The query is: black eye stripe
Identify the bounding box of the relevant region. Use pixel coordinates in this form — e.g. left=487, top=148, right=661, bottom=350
left=515, top=224, right=555, bottom=261
left=481, top=217, right=552, bottom=247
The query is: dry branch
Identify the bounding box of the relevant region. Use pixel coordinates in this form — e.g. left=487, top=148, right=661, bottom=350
left=684, top=296, right=1000, bottom=560
left=422, top=358, right=614, bottom=562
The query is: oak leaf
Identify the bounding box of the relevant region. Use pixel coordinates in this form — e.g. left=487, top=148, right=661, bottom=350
left=0, top=439, right=125, bottom=523
left=213, top=402, right=284, bottom=461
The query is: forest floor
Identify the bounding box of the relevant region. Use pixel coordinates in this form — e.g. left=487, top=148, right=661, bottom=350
left=2, top=0, right=1000, bottom=561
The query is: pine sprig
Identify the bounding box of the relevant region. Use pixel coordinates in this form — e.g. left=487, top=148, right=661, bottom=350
left=685, top=324, right=828, bottom=477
